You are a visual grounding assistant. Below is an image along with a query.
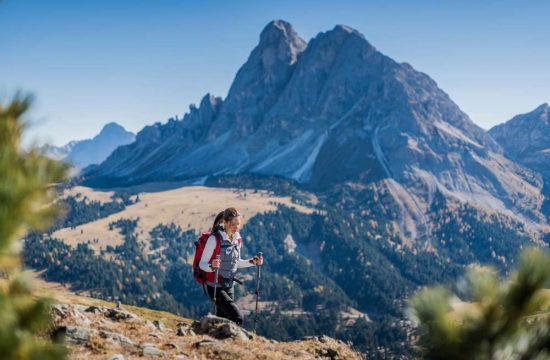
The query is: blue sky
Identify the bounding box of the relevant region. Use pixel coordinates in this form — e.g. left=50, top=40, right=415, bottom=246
left=1, top=0, right=549, bottom=146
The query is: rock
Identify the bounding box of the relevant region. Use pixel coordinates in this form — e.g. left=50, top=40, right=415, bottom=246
left=190, top=320, right=202, bottom=332
left=145, top=320, right=159, bottom=331
left=148, top=333, right=160, bottom=338
left=56, top=326, right=96, bottom=345
left=85, top=305, right=104, bottom=314
left=319, top=335, right=330, bottom=343
left=75, top=305, right=89, bottom=312
left=314, top=347, right=341, bottom=359
left=176, top=323, right=195, bottom=337
left=50, top=304, right=92, bottom=326
left=152, top=320, right=165, bottom=331
left=98, top=330, right=134, bottom=347
left=107, top=355, right=124, bottom=360
left=72, top=308, right=92, bottom=327
left=51, top=304, right=69, bottom=317
left=301, top=336, right=318, bottom=341
left=326, top=348, right=340, bottom=359
left=105, top=308, right=138, bottom=321
left=53, top=326, right=133, bottom=348
left=194, top=339, right=219, bottom=348
left=199, top=314, right=252, bottom=341
left=140, top=343, right=165, bottom=357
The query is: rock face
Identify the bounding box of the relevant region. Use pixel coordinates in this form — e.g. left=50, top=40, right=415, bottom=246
left=44, top=122, right=135, bottom=169
left=489, top=104, right=550, bottom=181
left=83, top=20, right=547, bottom=241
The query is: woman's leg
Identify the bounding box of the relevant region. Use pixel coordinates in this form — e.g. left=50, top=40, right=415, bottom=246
left=207, top=285, right=243, bottom=326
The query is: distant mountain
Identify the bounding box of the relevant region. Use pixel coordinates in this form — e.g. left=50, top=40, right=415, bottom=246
left=44, top=122, right=135, bottom=169
left=84, top=20, right=546, bottom=243
left=489, top=103, right=550, bottom=180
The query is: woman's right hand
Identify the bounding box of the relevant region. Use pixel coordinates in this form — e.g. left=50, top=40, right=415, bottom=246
left=211, top=257, right=221, bottom=269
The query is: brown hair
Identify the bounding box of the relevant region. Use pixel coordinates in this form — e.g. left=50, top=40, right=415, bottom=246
left=211, top=207, right=241, bottom=232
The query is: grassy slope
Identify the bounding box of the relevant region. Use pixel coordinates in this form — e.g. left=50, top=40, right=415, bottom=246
left=53, top=185, right=316, bottom=252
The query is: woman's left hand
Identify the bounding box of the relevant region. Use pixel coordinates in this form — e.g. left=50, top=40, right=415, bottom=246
left=252, top=254, right=263, bottom=266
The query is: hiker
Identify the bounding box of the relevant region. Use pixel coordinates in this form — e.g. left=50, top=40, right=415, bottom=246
left=198, top=207, right=263, bottom=326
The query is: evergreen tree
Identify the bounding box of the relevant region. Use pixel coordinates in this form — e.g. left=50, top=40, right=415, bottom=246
left=409, top=247, right=550, bottom=359
left=0, top=94, right=68, bottom=359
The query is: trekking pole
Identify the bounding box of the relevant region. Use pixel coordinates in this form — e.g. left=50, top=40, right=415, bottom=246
left=213, top=255, right=220, bottom=316
left=254, top=252, right=263, bottom=333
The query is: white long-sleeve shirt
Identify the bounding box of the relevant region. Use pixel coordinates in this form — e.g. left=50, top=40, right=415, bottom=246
left=199, top=230, right=255, bottom=272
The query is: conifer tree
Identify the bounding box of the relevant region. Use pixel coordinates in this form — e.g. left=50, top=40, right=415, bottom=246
left=409, top=248, right=550, bottom=359
left=0, top=94, right=68, bottom=359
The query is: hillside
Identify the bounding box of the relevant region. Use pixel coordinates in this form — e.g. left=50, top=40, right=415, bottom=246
left=12, top=273, right=360, bottom=359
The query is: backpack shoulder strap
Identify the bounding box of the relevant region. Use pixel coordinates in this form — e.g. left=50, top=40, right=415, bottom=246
left=210, top=232, right=222, bottom=260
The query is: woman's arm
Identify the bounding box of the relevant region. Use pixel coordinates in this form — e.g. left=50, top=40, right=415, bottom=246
left=238, top=248, right=261, bottom=268
left=199, top=235, right=217, bottom=272
left=238, top=258, right=255, bottom=268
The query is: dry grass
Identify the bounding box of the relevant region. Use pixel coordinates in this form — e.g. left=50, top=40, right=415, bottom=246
left=53, top=185, right=316, bottom=252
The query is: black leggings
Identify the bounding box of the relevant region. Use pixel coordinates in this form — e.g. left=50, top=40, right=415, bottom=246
left=206, top=284, right=244, bottom=326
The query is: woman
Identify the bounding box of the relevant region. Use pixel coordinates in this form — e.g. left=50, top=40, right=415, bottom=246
left=198, top=207, right=263, bottom=325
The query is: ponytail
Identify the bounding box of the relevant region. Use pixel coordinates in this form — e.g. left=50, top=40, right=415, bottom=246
left=211, top=211, right=224, bottom=232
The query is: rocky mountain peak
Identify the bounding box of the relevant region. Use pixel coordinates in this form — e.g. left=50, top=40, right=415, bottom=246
left=43, top=122, right=135, bottom=169
left=199, top=93, right=222, bottom=109
left=184, top=93, right=222, bottom=126
left=99, top=122, right=127, bottom=135
left=315, top=24, right=374, bottom=52
left=259, top=20, right=307, bottom=65
left=328, top=24, right=367, bottom=41
left=208, top=20, right=307, bottom=138
left=534, top=103, right=549, bottom=122
left=489, top=104, right=550, bottom=179
left=490, top=103, right=550, bottom=137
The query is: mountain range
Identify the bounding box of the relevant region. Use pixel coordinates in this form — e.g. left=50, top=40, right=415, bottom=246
left=82, top=20, right=548, bottom=244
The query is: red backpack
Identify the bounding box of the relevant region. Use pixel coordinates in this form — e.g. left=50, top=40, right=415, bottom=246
left=192, top=231, right=222, bottom=285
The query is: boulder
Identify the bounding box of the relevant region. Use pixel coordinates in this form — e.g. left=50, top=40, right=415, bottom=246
left=199, top=314, right=252, bottom=341
left=56, top=326, right=96, bottom=345
left=140, top=343, right=165, bottom=357
left=105, top=308, right=138, bottom=321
